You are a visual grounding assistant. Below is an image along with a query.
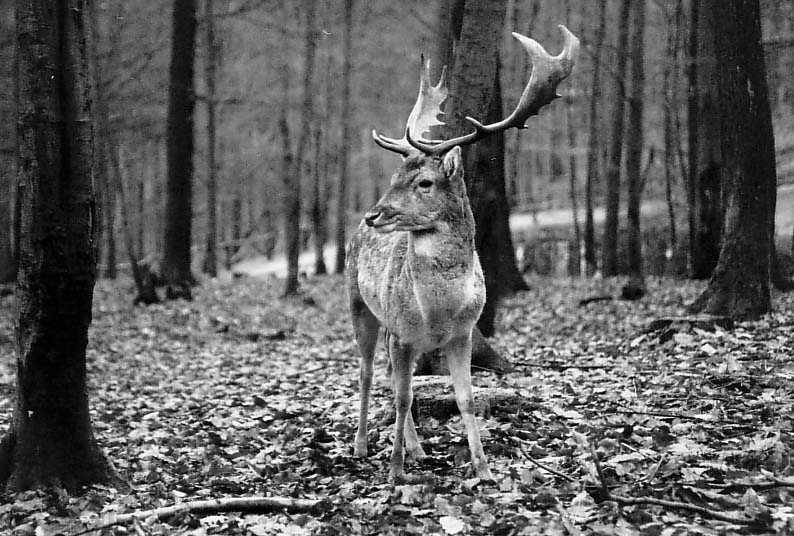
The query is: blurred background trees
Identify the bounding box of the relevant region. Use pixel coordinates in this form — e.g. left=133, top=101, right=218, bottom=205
left=0, top=0, right=792, bottom=311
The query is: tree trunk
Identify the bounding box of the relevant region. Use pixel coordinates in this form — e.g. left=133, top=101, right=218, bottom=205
left=333, top=0, right=354, bottom=274
left=283, top=0, right=318, bottom=295
left=662, top=0, right=684, bottom=258
left=688, top=0, right=776, bottom=320
left=202, top=0, right=218, bottom=278
left=584, top=0, right=607, bottom=276
left=0, top=0, right=118, bottom=492
left=162, top=0, right=197, bottom=300
left=624, top=0, right=647, bottom=294
left=687, top=0, right=723, bottom=279
left=311, top=123, right=327, bottom=276
left=601, top=0, right=632, bottom=277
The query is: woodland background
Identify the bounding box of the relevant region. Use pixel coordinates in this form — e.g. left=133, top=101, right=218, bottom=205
left=1, top=0, right=794, bottom=535
left=0, top=0, right=792, bottom=285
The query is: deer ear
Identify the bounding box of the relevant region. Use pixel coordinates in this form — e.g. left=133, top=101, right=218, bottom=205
left=441, top=146, right=463, bottom=181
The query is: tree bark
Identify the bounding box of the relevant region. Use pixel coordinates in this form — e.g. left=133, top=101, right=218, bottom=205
left=0, top=160, right=14, bottom=283
left=624, top=0, right=647, bottom=294
left=333, top=0, right=354, bottom=274
left=688, top=0, right=776, bottom=320
left=202, top=0, right=218, bottom=278
left=162, top=0, right=198, bottom=300
left=584, top=0, right=607, bottom=276
left=601, top=0, right=632, bottom=277
left=0, top=0, right=118, bottom=492
left=0, top=3, right=15, bottom=284
left=687, top=0, right=723, bottom=279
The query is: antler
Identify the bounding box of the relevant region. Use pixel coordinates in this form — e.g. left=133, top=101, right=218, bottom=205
left=374, top=25, right=579, bottom=157
left=372, top=56, right=448, bottom=157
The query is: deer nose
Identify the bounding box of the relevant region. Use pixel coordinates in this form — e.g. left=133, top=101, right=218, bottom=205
left=364, top=210, right=381, bottom=227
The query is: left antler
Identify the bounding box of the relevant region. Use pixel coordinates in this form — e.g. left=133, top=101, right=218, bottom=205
left=372, top=55, right=448, bottom=157
left=373, top=24, right=579, bottom=157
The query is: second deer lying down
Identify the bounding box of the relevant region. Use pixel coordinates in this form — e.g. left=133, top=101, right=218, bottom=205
left=346, top=25, right=579, bottom=483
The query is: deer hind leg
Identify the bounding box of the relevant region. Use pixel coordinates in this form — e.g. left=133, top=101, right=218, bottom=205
left=352, top=300, right=380, bottom=458
left=385, top=330, right=425, bottom=461
left=444, top=334, right=493, bottom=481
left=388, top=334, right=419, bottom=483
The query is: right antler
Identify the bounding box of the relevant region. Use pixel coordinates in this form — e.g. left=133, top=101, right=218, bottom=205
left=373, top=25, right=579, bottom=157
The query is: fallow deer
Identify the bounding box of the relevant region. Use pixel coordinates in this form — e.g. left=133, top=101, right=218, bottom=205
left=346, top=25, right=579, bottom=483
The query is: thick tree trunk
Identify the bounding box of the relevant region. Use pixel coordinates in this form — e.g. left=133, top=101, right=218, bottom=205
left=601, top=0, right=632, bottom=277
left=687, top=0, right=723, bottom=279
left=0, top=0, right=118, bottom=492
left=162, top=0, right=197, bottom=300
left=688, top=0, right=776, bottom=320
left=442, top=0, right=528, bottom=337
left=624, top=0, right=647, bottom=295
left=202, top=0, right=218, bottom=278
left=333, top=0, right=354, bottom=274
left=584, top=0, right=607, bottom=276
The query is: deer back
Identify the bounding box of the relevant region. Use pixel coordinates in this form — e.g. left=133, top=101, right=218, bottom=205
left=346, top=148, right=485, bottom=350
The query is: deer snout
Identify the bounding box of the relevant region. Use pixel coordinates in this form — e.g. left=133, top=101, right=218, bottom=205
left=365, top=207, right=394, bottom=228
left=364, top=210, right=382, bottom=227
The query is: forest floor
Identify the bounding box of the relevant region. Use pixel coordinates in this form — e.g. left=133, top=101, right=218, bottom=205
left=1, top=274, right=794, bottom=535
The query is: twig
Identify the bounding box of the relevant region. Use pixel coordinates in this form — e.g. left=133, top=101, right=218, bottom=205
left=588, top=446, right=753, bottom=525
left=589, top=444, right=611, bottom=499
left=67, top=496, right=328, bottom=536
left=517, top=444, right=575, bottom=482
left=608, top=407, right=721, bottom=423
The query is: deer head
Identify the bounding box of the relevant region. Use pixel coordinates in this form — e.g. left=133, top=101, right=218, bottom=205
left=363, top=147, right=467, bottom=234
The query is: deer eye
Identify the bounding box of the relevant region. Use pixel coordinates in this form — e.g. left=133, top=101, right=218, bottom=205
left=417, top=179, right=434, bottom=189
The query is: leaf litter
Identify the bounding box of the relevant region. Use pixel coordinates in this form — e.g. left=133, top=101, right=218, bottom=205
left=0, top=274, right=793, bottom=534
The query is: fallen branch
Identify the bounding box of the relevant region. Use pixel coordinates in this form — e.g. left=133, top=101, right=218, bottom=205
left=588, top=444, right=754, bottom=526
left=517, top=443, right=575, bottom=482
left=69, top=496, right=328, bottom=535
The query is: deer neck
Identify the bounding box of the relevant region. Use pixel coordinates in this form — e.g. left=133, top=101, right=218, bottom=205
left=406, top=200, right=476, bottom=273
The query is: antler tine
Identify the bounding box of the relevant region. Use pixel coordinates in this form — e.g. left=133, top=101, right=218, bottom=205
left=372, top=56, right=449, bottom=157
left=413, top=24, right=579, bottom=156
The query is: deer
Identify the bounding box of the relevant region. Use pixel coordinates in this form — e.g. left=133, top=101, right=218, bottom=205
left=345, top=25, right=579, bottom=483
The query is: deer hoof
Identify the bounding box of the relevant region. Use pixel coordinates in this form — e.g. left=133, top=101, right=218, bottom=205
left=353, top=443, right=368, bottom=458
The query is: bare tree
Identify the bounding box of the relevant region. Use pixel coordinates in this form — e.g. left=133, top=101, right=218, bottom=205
left=688, top=0, right=777, bottom=319
left=202, top=0, right=219, bottom=278
left=601, top=0, right=632, bottom=276
left=0, top=0, right=118, bottom=492
left=333, top=0, right=354, bottom=274
left=162, top=0, right=198, bottom=299
left=584, top=0, right=607, bottom=275
left=662, top=0, right=684, bottom=255
left=282, top=0, right=318, bottom=296
left=623, top=0, right=647, bottom=297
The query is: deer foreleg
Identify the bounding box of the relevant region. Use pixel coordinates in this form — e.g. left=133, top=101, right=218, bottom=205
left=388, top=336, right=417, bottom=483
left=386, top=331, right=425, bottom=461
left=445, top=334, right=493, bottom=481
